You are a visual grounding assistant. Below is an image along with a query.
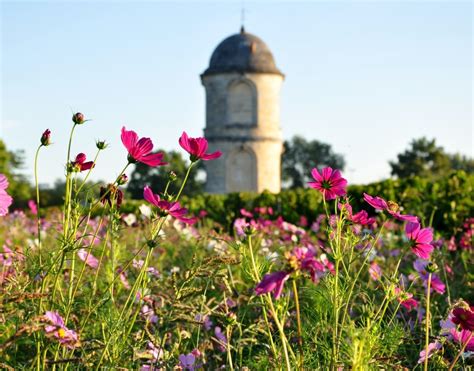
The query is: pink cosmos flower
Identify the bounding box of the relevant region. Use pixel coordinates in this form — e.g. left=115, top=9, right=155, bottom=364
left=77, top=248, right=99, bottom=269
left=395, top=287, right=418, bottom=311
left=308, top=167, right=347, bottom=200
left=405, top=222, right=434, bottom=259
left=43, top=311, right=79, bottom=348
left=450, top=329, right=474, bottom=351
left=417, top=341, right=442, bottom=364
left=369, top=262, right=382, bottom=281
left=413, top=259, right=445, bottom=294
left=121, top=127, right=166, bottom=167
left=363, top=193, right=418, bottom=222
left=339, top=202, right=375, bottom=226
left=0, top=174, right=13, bottom=216
left=179, top=131, right=222, bottom=162
left=255, top=271, right=290, bottom=299
left=28, top=200, right=38, bottom=215
left=288, top=247, right=325, bottom=283
left=71, top=153, right=95, bottom=172
left=143, top=186, right=196, bottom=224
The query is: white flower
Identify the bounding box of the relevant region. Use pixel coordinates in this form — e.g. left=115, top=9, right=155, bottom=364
left=123, top=213, right=137, bottom=226
left=139, top=204, right=152, bottom=218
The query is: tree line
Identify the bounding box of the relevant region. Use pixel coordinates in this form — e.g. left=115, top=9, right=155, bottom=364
left=0, top=136, right=472, bottom=207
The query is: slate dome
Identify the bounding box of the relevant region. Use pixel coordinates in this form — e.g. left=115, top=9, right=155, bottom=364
left=203, top=27, right=283, bottom=76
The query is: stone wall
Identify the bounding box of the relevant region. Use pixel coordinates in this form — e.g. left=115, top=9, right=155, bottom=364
left=202, top=72, right=283, bottom=193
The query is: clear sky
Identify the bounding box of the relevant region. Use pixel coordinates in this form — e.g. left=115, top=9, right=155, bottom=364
left=1, top=1, right=472, bottom=186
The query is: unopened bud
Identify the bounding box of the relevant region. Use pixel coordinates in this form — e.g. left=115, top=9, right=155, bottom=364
left=96, top=140, right=108, bottom=150
left=168, top=171, right=177, bottom=182
left=40, top=129, right=51, bottom=146
left=147, top=239, right=158, bottom=249
left=426, top=262, right=438, bottom=274
left=72, top=112, right=85, bottom=125
left=118, top=174, right=128, bottom=185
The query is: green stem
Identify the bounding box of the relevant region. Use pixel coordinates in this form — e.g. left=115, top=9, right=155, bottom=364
left=175, top=162, right=195, bottom=201
left=424, top=273, right=432, bottom=371
left=34, top=145, right=43, bottom=267
left=292, top=279, right=304, bottom=370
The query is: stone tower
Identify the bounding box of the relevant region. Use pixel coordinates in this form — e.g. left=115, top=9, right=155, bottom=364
left=201, top=27, right=284, bottom=194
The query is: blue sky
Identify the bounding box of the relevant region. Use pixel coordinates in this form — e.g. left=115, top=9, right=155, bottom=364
left=1, top=1, right=472, bottom=186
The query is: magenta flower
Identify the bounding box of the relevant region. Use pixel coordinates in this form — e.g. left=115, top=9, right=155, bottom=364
left=395, top=287, right=418, bottom=311
left=144, top=186, right=196, bottom=224
left=308, top=167, right=347, bottom=200
left=255, top=270, right=290, bottom=299
left=363, top=193, right=418, bottom=222
left=121, top=127, right=166, bottom=167
left=0, top=174, right=13, bottom=216
left=452, top=306, right=474, bottom=331
left=339, top=202, right=375, bottom=226
left=179, top=131, right=222, bottom=162
left=450, top=329, right=474, bottom=351
left=405, top=222, right=434, bottom=259
left=70, top=153, right=95, bottom=172
left=289, top=247, right=325, bottom=283
left=28, top=200, right=38, bottom=215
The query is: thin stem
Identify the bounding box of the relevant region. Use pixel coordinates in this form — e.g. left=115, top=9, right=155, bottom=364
left=448, top=332, right=473, bottom=371
left=424, top=273, right=432, bottom=371
left=292, top=279, right=304, bottom=370
left=174, top=162, right=195, bottom=201
left=34, top=145, right=43, bottom=267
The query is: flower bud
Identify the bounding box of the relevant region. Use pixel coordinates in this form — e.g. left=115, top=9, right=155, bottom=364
left=118, top=174, right=128, bottom=185
left=40, top=129, right=51, bottom=146
left=72, top=112, right=85, bottom=125
left=426, top=262, right=438, bottom=274
left=168, top=171, right=177, bottom=182
left=147, top=239, right=158, bottom=249
left=96, top=140, right=108, bottom=150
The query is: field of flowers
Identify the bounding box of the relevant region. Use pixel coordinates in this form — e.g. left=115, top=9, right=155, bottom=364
left=0, top=114, right=473, bottom=370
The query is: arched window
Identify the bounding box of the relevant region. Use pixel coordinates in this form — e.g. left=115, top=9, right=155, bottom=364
left=226, top=147, right=257, bottom=192
left=227, top=79, right=256, bottom=126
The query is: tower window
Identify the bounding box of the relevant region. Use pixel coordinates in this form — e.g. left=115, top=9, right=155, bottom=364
left=227, top=79, right=256, bottom=126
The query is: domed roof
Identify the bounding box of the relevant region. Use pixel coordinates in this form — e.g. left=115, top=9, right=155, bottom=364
left=203, top=27, right=283, bottom=76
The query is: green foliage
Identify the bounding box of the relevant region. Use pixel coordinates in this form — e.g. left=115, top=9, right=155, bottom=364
left=390, top=137, right=473, bottom=179
left=181, top=171, right=474, bottom=236
left=282, top=135, right=345, bottom=189
left=127, top=149, right=204, bottom=198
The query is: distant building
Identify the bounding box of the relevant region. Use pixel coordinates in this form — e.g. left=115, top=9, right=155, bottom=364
left=201, top=27, right=284, bottom=194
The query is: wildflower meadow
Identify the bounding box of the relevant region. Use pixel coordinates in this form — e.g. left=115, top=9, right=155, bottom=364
left=0, top=114, right=473, bottom=370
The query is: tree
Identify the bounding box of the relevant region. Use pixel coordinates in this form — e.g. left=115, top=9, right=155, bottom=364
left=0, top=139, right=31, bottom=206
left=390, top=137, right=473, bottom=179
left=127, top=149, right=205, bottom=199
left=282, top=136, right=345, bottom=189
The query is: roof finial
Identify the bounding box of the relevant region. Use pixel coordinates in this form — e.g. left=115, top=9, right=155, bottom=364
left=240, top=2, right=245, bottom=33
